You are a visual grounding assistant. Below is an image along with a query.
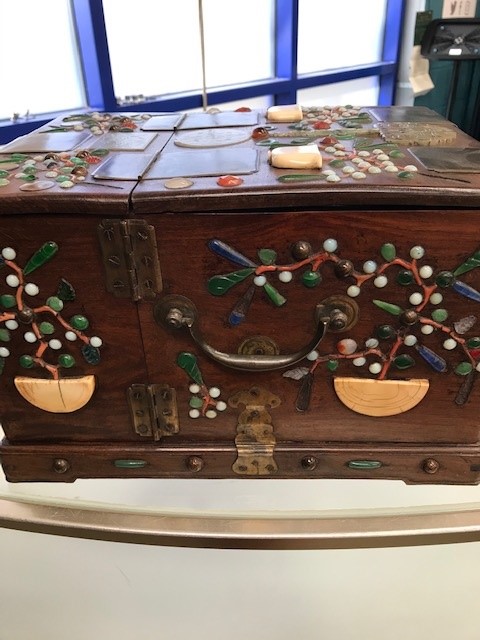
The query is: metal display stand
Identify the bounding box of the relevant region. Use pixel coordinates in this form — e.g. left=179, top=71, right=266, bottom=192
left=1, top=482, right=480, bottom=549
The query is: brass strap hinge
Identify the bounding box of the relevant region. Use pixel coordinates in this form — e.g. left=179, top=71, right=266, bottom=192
left=229, top=386, right=280, bottom=476
left=128, top=384, right=179, bottom=441
left=98, top=219, right=162, bottom=301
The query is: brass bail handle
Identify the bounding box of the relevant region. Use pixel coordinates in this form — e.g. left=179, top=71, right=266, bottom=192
left=154, top=295, right=355, bottom=372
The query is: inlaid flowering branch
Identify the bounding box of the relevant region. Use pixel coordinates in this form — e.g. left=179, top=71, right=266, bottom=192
left=0, top=242, right=102, bottom=380
left=208, top=237, right=480, bottom=412
left=177, top=351, right=227, bottom=419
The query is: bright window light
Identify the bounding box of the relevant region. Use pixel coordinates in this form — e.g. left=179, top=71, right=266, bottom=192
left=298, top=77, right=380, bottom=108
left=297, top=0, right=388, bottom=74
left=103, top=0, right=274, bottom=103
left=0, top=3, right=85, bottom=121
left=202, top=0, right=275, bottom=87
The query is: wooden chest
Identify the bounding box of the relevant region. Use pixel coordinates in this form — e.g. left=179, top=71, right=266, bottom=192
left=1, top=106, right=480, bottom=484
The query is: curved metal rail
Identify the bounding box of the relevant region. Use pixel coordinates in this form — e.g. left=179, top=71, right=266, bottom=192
left=1, top=496, right=480, bottom=549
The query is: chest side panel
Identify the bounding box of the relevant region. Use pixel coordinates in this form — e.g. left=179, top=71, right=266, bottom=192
left=140, top=208, right=480, bottom=447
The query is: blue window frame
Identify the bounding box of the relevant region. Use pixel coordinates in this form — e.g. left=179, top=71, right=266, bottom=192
left=0, top=0, right=405, bottom=144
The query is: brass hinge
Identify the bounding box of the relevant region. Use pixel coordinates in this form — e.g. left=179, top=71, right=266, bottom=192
left=128, top=384, right=179, bottom=441
left=229, top=386, right=280, bottom=476
left=98, top=219, right=162, bottom=301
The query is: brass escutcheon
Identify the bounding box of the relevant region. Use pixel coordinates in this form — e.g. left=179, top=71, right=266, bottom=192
left=237, top=336, right=280, bottom=357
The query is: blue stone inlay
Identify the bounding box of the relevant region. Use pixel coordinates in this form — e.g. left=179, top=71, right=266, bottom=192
left=208, top=239, right=257, bottom=268
left=452, top=279, right=480, bottom=303
left=415, top=344, right=447, bottom=373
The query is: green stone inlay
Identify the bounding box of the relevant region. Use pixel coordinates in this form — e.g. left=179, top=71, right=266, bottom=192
left=394, top=354, right=415, bottom=370
left=256, top=139, right=277, bottom=146
left=266, top=143, right=291, bottom=150
left=396, top=269, right=413, bottom=286
left=389, top=149, right=405, bottom=158
left=398, top=171, right=414, bottom=180
left=277, top=174, right=325, bottom=183
left=114, top=459, right=147, bottom=469
left=467, top=337, right=480, bottom=348
left=70, top=314, right=89, bottom=330
left=263, top=282, right=287, bottom=306
left=0, top=171, right=8, bottom=178
left=0, top=329, right=10, bottom=342
left=23, top=241, right=59, bottom=275
left=454, top=250, right=480, bottom=277
left=39, top=321, right=55, bottom=335
left=189, top=396, right=203, bottom=409
left=376, top=324, right=396, bottom=340
left=329, top=159, right=345, bottom=168
left=327, top=359, right=339, bottom=372
left=10, top=153, right=29, bottom=161
left=258, top=248, right=277, bottom=265
left=58, top=353, right=76, bottom=368
left=62, top=114, right=87, bottom=121
left=22, top=166, right=37, bottom=175
left=19, top=354, right=34, bottom=368
left=302, top=270, right=322, bottom=288
left=288, top=123, right=309, bottom=130
left=0, top=294, right=16, bottom=309
left=0, top=179, right=9, bottom=187
left=455, top=361, right=473, bottom=376
left=373, top=299, right=402, bottom=316
left=46, top=296, right=63, bottom=312
left=89, top=148, right=109, bottom=157
left=435, top=271, right=455, bottom=288
left=380, top=243, right=396, bottom=261
left=177, top=352, right=204, bottom=386
left=348, top=460, right=382, bottom=470
left=431, top=308, right=448, bottom=322
left=57, top=278, right=76, bottom=301
left=55, top=175, right=71, bottom=182
left=81, top=344, right=100, bottom=365
left=207, top=268, right=255, bottom=296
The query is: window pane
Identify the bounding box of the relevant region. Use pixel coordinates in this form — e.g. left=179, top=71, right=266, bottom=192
left=202, top=0, right=274, bottom=86
left=103, top=0, right=275, bottom=103
left=0, top=3, right=85, bottom=120
left=297, top=0, right=388, bottom=74
left=297, top=77, right=380, bottom=107
left=103, top=0, right=202, bottom=100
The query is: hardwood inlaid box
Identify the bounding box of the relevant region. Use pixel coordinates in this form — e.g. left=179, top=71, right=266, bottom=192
left=1, top=106, right=480, bottom=484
